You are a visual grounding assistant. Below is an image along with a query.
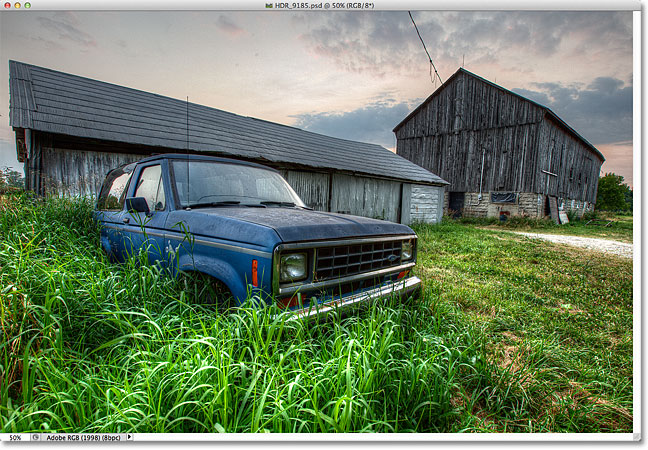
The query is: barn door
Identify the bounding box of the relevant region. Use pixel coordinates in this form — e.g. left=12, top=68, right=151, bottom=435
left=448, top=192, right=464, bottom=218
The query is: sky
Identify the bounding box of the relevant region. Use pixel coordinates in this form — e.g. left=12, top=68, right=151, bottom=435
left=0, top=9, right=635, bottom=187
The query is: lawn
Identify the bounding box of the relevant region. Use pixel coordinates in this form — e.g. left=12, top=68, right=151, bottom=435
left=413, top=221, right=633, bottom=432
left=0, top=195, right=634, bottom=433
left=462, top=213, right=633, bottom=243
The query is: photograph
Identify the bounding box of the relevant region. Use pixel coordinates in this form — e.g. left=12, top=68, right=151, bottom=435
left=0, top=1, right=637, bottom=439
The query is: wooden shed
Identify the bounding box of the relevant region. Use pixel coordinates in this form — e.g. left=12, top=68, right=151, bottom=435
left=394, top=68, right=605, bottom=220
left=9, top=60, right=448, bottom=225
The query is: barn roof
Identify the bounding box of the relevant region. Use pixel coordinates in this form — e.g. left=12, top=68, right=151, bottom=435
left=9, top=60, right=447, bottom=186
left=393, top=68, right=605, bottom=163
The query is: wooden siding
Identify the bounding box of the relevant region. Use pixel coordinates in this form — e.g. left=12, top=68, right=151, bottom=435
left=410, top=184, right=444, bottom=223
left=396, top=71, right=545, bottom=194
left=396, top=71, right=602, bottom=203
left=536, top=118, right=602, bottom=201
left=41, top=146, right=143, bottom=197
left=330, top=174, right=402, bottom=223
left=26, top=132, right=443, bottom=224
left=397, top=124, right=541, bottom=194
left=396, top=72, right=545, bottom=139
left=282, top=170, right=330, bottom=211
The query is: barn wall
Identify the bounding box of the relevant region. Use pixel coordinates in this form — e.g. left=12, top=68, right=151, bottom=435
left=282, top=170, right=330, bottom=211
left=26, top=133, right=147, bottom=197
left=330, top=173, right=402, bottom=223
left=396, top=71, right=603, bottom=205
left=452, top=192, right=594, bottom=219
left=396, top=71, right=545, bottom=194
left=29, top=134, right=444, bottom=225
left=462, top=192, right=544, bottom=218
left=409, top=184, right=444, bottom=224
left=535, top=118, right=603, bottom=202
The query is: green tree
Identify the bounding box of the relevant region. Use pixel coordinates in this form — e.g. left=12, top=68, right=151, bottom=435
left=596, top=173, right=630, bottom=211
left=623, top=185, right=633, bottom=210
left=0, top=167, right=24, bottom=190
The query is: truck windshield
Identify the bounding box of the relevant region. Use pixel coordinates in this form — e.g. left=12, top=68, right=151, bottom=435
left=171, top=160, right=306, bottom=209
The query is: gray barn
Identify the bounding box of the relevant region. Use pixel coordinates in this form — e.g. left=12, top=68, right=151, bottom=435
left=394, top=68, right=604, bottom=220
left=9, top=61, right=448, bottom=225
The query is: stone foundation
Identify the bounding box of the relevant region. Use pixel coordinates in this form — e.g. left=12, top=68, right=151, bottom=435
left=446, top=192, right=595, bottom=219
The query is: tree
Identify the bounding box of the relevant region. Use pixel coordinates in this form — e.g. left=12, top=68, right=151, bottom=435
left=596, top=173, right=630, bottom=211
left=0, top=167, right=24, bottom=190
left=623, top=185, right=633, bottom=210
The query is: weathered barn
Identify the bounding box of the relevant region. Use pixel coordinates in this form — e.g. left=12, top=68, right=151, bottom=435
left=394, top=68, right=605, bottom=220
left=9, top=60, right=448, bottom=225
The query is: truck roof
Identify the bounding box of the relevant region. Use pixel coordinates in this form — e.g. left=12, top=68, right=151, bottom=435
left=119, top=153, right=280, bottom=173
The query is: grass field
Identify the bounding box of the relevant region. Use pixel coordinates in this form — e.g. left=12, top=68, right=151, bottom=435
left=0, top=195, right=634, bottom=433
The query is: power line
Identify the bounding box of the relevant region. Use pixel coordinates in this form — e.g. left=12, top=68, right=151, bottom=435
left=408, top=11, right=443, bottom=86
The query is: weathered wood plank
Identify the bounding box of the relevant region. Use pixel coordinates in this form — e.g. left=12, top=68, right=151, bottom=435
left=396, top=71, right=602, bottom=203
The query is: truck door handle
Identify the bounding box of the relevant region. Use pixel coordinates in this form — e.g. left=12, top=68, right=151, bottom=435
left=122, top=217, right=130, bottom=224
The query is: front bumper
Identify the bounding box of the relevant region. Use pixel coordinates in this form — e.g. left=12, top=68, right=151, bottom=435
left=284, top=275, right=422, bottom=320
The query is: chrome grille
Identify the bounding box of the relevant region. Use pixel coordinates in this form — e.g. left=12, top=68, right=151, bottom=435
left=314, top=240, right=403, bottom=281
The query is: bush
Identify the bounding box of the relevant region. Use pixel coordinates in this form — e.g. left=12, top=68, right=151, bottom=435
left=596, top=173, right=630, bottom=211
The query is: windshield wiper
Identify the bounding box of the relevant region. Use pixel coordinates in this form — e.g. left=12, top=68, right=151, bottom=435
left=185, top=201, right=240, bottom=209
left=260, top=201, right=296, bottom=207
left=259, top=201, right=313, bottom=210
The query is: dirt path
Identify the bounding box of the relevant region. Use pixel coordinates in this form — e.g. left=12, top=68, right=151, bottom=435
left=511, top=232, right=633, bottom=259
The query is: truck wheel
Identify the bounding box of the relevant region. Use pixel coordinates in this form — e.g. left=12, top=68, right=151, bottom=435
left=184, top=272, right=235, bottom=312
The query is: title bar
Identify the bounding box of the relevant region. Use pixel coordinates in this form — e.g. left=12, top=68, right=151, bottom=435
left=0, top=0, right=640, bottom=10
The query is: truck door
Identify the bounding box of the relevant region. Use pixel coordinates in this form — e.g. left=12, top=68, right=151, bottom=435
left=121, top=162, right=169, bottom=265
left=95, top=163, right=136, bottom=262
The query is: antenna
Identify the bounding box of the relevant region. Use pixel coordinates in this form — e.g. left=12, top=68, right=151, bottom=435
left=186, top=96, right=190, bottom=209
left=408, top=11, right=443, bottom=86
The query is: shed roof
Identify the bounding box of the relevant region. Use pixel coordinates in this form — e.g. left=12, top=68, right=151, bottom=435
left=9, top=60, right=447, bottom=186
left=393, top=68, right=605, bottom=163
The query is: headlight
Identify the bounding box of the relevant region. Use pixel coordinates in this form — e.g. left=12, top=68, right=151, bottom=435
left=402, top=240, right=413, bottom=261
left=280, top=253, right=308, bottom=282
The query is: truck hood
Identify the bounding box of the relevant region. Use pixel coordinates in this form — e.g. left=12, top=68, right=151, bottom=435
left=199, top=207, right=415, bottom=242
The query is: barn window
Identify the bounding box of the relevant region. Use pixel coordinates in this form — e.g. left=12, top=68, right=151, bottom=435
left=491, top=192, right=517, bottom=203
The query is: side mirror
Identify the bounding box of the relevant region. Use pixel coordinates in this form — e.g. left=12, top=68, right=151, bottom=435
left=125, top=197, right=150, bottom=214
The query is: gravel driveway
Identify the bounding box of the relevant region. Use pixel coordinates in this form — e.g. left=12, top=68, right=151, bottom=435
left=512, top=232, right=633, bottom=259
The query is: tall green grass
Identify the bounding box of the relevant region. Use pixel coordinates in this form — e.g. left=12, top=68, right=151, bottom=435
left=0, top=195, right=633, bottom=433
left=0, top=194, right=484, bottom=433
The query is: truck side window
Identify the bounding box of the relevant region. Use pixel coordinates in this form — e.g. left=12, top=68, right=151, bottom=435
left=97, top=166, right=134, bottom=211
left=135, top=165, right=166, bottom=211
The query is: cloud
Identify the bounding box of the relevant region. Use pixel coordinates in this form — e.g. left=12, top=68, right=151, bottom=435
left=292, top=99, right=416, bottom=148
left=28, top=36, right=64, bottom=51
left=296, top=11, right=631, bottom=82
left=296, top=12, right=440, bottom=78
left=215, top=15, right=246, bottom=37
left=511, top=76, right=632, bottom=145
left=37, top=12, right=96, bottom=48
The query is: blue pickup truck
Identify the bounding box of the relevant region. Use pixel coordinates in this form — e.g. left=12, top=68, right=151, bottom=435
left=95, top=154, right=421, bottom=318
